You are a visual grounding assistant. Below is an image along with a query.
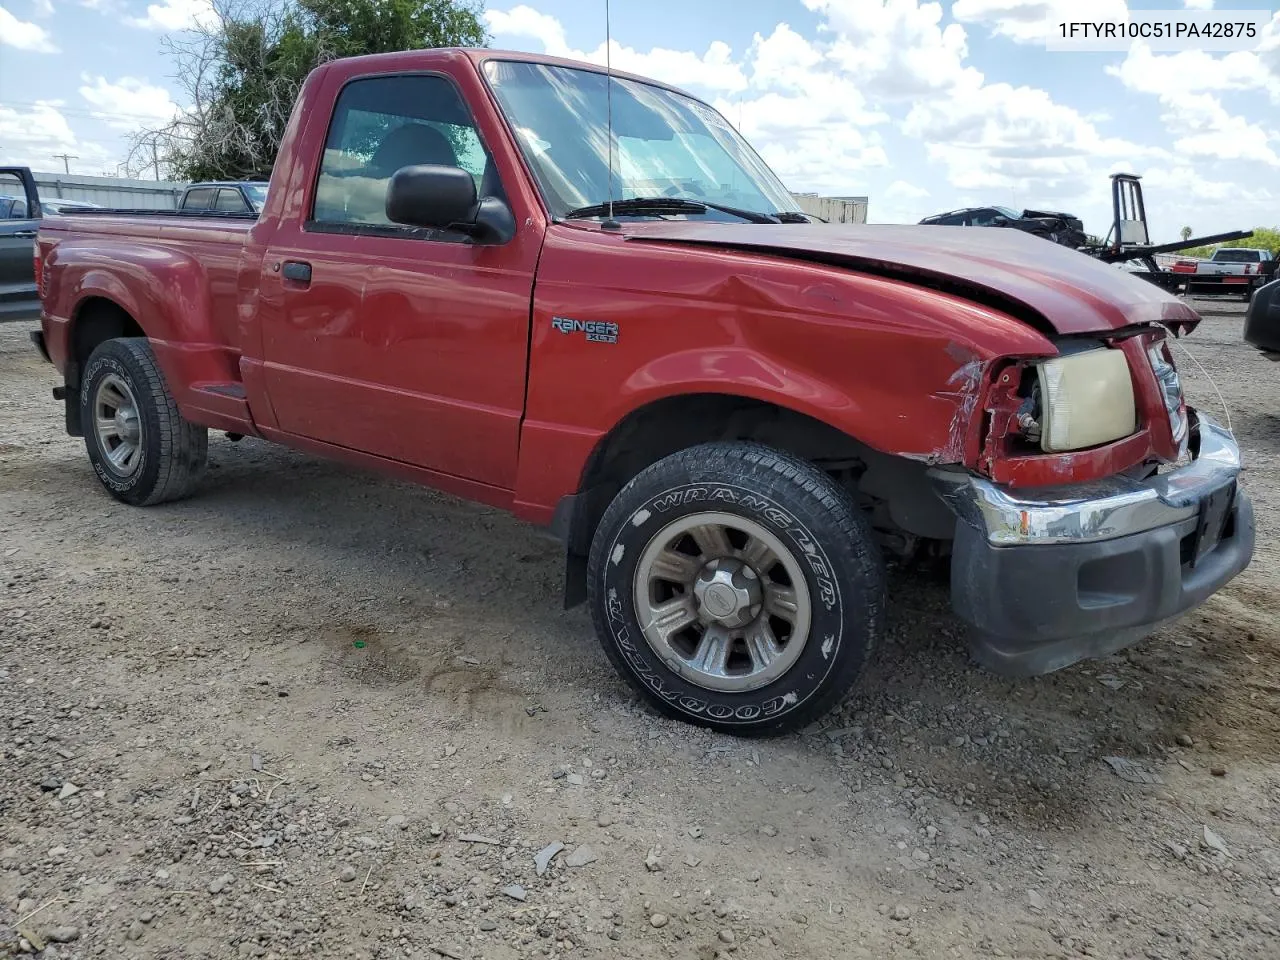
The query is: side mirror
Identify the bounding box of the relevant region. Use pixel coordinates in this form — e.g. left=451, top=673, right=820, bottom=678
left=386, top=165, right=515, bottom=244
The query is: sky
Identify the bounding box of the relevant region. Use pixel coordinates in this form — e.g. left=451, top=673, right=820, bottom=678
left=1, top=0, right=1278, bottom=241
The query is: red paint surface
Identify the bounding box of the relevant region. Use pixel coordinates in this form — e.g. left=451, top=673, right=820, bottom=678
left=36, top=48, right=1197, bottom=524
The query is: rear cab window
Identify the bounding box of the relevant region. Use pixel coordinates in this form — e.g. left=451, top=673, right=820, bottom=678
left=1212, top=250, right=1262, bottom=263
left=311, top=74, right=494, bottom=231
left=182, top=188, right=215, bottom=211
left=214, top=188, right=248, bottom=212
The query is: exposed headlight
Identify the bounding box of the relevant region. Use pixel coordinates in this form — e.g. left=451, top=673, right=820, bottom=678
left=1146, top=340, right=1189, bottom=454
left=1036, top=349, right=1137, bottom=453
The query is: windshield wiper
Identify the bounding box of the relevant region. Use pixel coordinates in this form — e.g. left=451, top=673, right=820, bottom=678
left=774, top=211, right=817, bottom=224
left=563, top=197, right=780, bottom=224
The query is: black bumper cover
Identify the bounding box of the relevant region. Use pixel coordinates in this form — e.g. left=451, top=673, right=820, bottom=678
left=951, top=490, right=1255, bottom=676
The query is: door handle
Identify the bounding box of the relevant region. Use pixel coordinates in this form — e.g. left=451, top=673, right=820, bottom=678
left=282, top=260, right=312, bottom=284
left=11, top=230, right=36, bottom=239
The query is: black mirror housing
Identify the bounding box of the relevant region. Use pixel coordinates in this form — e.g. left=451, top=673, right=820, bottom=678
left=386, top=164, right=477, bottom=229
left=386, top=164, right=516, bottom=244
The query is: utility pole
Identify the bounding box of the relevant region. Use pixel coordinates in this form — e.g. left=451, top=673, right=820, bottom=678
left=52, top=153, right=78, bottom=174
left=150, top=139, right=160, bottom=181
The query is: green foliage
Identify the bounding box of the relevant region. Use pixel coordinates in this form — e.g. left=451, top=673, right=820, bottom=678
left=1179, top=225, right=1192, bottom=242
left=155, top=0, right=487, bottom=182
left=298, top=0, right=486, bottom=57
left=1222, top=228, right=1280, bottom=256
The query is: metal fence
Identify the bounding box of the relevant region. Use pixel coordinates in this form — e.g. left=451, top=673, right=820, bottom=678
left=791, top=193, right=869, bottom=224
left=32, top=172, right=184, bottom=209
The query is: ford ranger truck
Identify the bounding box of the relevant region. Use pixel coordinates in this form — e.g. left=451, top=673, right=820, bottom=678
left=30, top=49, right=1254, bottom=735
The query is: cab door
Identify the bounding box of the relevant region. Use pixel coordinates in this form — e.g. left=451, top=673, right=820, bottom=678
left=0, top=167, right=41, bottom=321
left=257, top=72, right=539, bottom=490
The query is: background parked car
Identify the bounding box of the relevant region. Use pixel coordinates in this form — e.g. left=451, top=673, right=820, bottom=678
left=920, top=205, right=1088, bottom=249
left=1, top=167, right=41, bottom=322
left=2, top=172, right=104, bottom=322
left=178, top=181, right=269, bottom=214
left=1187, top=248, right=1278, bottom=300
left=40, top=198, right=102, bottom=215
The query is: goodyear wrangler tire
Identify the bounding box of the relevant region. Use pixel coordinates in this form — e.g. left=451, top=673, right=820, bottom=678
left=587, top=442, right=886, bottom=735
left=80, top=337, right=208, bottom=506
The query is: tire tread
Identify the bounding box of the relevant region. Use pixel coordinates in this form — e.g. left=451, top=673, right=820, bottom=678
left=587, top=441, right=886, bottom=735
left=84, top=338, right=207, bottom=506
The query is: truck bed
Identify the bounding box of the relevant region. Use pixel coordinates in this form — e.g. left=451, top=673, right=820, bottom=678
left=38, top=209, right=255, bottom=247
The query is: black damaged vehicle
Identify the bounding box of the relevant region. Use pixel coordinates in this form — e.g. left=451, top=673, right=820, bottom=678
left=920, top=205, right=1088, bottom=249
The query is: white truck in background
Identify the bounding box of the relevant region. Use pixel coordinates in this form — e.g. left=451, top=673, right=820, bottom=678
left=1186, top=248, right=1278, bottom=300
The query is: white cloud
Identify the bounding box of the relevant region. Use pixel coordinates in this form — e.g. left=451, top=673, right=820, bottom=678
left=806, top=0, right=981, bottom=98
left=902, top=81, right=1163, bottom=201
left=1107, top=40, right=1280, bottom=104
left=1163, top=93, right=1279, bottom=166
left=952, top=0, right=1128, bottom=45
left=1106, top=41, right=1280, bottom=167
left=33, top=0, right=54, bottom=16
left=0, top=5, right=59, bottom=51
left=128, top=0, right=213, bottom=31
left=749, top=22, right=823, bottom=85
left=79, top=75, right=180, bottom=130
left=0, top=101, right=112, bottom=172
left=486, top=5, right=747, bottom=92
left=486, top=5, right=567, bottom=54
left=1183, top=0, right=1213, bottom=9
left=885, top=179, right=929, bottom=199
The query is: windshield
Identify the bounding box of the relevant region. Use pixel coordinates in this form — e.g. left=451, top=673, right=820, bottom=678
left=243, top=183, right=269, bottom=211
left=993, top=206, right=1021, bottom=219
left=483, top=60, right=800, bottom=220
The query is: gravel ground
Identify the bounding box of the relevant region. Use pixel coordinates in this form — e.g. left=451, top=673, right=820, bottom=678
left=1, top=301, right=1278, bottom=960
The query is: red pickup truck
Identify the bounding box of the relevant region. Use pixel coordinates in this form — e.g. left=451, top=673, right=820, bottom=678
left=31, top=48, right=1253, bottom=734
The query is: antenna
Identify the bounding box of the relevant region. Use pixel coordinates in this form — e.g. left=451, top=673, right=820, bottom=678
left=601, top=0, right=620, bottom=230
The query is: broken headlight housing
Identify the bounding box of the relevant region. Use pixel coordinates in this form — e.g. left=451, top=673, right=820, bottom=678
left=1034, top=348, right=1137, bottom=453
left=1146, top=339, right=1189, bottom=456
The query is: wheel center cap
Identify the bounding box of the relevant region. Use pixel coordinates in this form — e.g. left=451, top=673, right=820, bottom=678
left=116, top=408, right=140, bottom=443
left=693, top=558, right=762, bottom=629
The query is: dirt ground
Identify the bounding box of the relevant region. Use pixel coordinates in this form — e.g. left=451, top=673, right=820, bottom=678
left=1, top=301, right=1278, bottom=960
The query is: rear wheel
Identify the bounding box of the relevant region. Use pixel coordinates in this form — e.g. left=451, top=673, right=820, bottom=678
left=80, top=337, right=208, bottom=506
left=587, top=442, right=886, bottom=735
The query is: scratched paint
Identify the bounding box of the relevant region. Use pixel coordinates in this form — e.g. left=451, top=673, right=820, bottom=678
left=939, top=359, right=985, bottom=463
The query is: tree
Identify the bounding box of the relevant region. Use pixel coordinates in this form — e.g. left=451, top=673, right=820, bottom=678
left=130, top=0, right=486, bottom=181
left=1180, top=225, right=1192, bottom=242
left=1220, top=227, right=1280, bottom=257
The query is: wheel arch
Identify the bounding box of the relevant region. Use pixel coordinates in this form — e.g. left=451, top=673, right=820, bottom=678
left=554, top=391, right=950, bottom=607
left=60, top=296, right=147, bottom=436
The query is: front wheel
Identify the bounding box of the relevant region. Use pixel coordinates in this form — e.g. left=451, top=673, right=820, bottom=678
left=80, top=337, right=208, bottom=506
left=587, top=442, right=886, bottom=735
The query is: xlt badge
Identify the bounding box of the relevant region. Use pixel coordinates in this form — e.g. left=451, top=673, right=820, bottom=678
left=551, top=316, right=619, bottom=344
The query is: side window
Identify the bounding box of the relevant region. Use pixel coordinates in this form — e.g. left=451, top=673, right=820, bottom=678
left=11, top=199, right=26, bottom=218
left=215, top=188, right=248, bottom=212
left=938, top=214, right=965, bottom=226
left=969, top=210, right=999, bottom=226
left=182, top=188, right=214, bottom=210
left=313, top=74, right=494, bottom=228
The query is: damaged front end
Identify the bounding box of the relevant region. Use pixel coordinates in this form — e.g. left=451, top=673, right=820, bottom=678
left=968, top=326, right=1188, bottom=488
left=928, top=325, right=1253, bottom=676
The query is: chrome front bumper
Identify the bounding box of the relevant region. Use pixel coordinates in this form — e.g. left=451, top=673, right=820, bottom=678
left=930, top=413, right=1254, bottom=676
left=932, top=413, right=1242, bottom=546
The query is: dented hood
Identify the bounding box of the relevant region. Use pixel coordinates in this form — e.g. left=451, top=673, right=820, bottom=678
left=623, top=222, right=1200, bottom=335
